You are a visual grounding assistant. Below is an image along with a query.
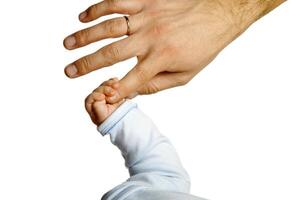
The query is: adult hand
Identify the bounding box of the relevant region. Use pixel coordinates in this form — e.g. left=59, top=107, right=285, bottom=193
left=63, top=0, right=286, bottom=103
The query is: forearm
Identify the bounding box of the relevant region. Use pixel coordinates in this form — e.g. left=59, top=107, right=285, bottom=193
left=98, top=101, right=190, bottom=199
left=227, top=0, right=287, bottom=32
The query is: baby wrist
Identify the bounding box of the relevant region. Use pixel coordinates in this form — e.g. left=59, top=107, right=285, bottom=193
left=97, top=100, right=137, bottom=136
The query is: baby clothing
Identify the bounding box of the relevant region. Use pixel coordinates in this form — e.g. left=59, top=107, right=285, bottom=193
left=97, top=100, right=205, bottom=200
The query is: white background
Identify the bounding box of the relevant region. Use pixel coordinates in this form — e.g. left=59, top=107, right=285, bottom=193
left=0, top=1, right=300, bottom=200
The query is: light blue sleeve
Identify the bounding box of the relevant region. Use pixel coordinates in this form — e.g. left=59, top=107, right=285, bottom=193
left=97, top=100, right=191, bottom=200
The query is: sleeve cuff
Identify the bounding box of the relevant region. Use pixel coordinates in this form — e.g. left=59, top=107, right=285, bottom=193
left=97, top=100, right=137, bottom=136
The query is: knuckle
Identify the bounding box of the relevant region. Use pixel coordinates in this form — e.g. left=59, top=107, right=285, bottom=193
left=87, top=4, right=99, bottom=17
left=75, top=29, right=89, bottom=46
left=107, top=0, right=120, bottom=9
left=85, top=94, right=92, bottom=104
left=145, top=83, right=160, bottom=94
left=91, top=92, right=97, bottom=100
left=146, top=10, right=161, bottom=18
left=94, top=86, right=103, bottom=93
left=158, top=43, right=179, bottom=57
left=174, top=74, right=190, bottom=86
left=103, top=45, right=121, bottom=64
left=92, top=88, right=99, bottom=93
left=149, top=22, right=169, bottom=36
left=150, top=44, right=178, bottom=64
left=75, top=57, right=91, bottom=75
left=104, top=19, right=119, bottom=35
left=134, top=66, right=148, bottom=82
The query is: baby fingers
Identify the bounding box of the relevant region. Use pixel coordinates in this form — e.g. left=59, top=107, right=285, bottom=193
left=93, top=85, right=116, bottom=97
left=85, top=92, right=105, bottom=114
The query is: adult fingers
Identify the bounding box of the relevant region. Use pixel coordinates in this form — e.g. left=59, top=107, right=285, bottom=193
left=106, top=55, right=162, bottom=103
left=79, top=0, right=144, bottom=23
left=64, top=35, right=142, bottom=78
left=64, top=14, right=142, bottom=50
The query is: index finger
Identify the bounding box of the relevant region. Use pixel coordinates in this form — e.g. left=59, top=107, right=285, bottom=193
left=106, top=56, right=161, bottom=103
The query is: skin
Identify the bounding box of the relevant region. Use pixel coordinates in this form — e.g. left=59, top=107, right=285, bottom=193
left=85, top=78, right=124, bottom=126
left=64, top=0, right=286, bottom=103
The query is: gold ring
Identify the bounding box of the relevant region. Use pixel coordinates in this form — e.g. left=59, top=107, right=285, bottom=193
left=124, top=16, right=131, bottom=36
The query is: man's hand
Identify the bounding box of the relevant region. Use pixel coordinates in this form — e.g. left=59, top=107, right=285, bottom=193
left=64, top=0, right=286, bottom=103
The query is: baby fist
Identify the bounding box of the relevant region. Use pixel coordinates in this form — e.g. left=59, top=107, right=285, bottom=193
left=85, top=78, right=124, bottom=126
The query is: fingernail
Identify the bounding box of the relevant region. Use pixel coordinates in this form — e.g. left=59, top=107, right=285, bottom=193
left=64, top=36, right=76, bottom=48
left=65, top=64, right=78, bottom=77
left=79, top=11, right=87, bottom=21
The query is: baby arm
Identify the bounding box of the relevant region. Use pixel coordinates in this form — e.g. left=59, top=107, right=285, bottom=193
left=85, top=78, right=191, bottom=200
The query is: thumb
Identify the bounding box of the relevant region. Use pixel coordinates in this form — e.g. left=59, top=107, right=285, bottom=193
left=134, top=71, right=190, bottom=95
left=107, top=58, right=160, bottom=103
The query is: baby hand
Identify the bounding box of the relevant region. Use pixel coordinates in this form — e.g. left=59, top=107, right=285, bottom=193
left=85, top=78, right=125, bottom=126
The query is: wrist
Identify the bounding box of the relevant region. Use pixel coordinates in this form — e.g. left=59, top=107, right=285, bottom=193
left=97, top=100, right=137, bottom=136
left=226, top=0, right=287, bottom=33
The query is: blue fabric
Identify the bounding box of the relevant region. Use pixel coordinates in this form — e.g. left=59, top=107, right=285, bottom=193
left=97, top=100, right=205, bottom=200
